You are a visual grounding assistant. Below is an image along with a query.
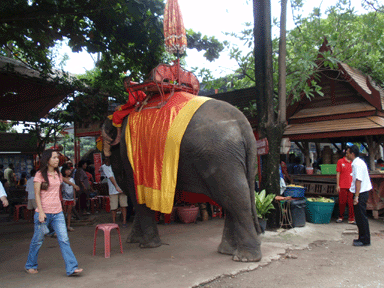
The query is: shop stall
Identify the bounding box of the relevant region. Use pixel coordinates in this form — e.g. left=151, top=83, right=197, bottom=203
left=283, top=41, right=384, bottom=218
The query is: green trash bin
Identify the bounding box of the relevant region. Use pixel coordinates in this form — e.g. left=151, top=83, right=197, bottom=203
left=305, top=200, right=335, bottom=224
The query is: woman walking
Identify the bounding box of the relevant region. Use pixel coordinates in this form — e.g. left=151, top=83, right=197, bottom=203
left=25, top=149, right=83, bottom=276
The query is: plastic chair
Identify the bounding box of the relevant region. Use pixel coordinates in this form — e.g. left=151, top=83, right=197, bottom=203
left=14, top=204, right=28, bottom=222
left=93, top=223, right=123, bottom=258
left=105, top=197, right=111, bottom=213
left=90, top=197, right=99, bottom=214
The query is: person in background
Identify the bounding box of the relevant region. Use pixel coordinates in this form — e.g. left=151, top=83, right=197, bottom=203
left=293, top=157, right=305, bottom=174
left=26, top=169, right=37, bottom=218
left=75, top=160, right=90, bottom=215
left=4, top=163, right=16, bottom=187
left=280, top=155, right=293, bottom=184
left=61, top=165, right=76, bottom=232
left=345, top=145, right=372, bottom=247
left=336, top=150, right=355, bottom=224
left=0, top=164, right=4, bottom=181
left=0, top=180, right=9, bottom=208
left=18, top=172, right=28, bottom=186
left=85, top=162, right=97, bottom=198
left=25, top=149, right=82, bottom=275
left=279, top=165, right=287, bottom=195
left=376, top=158, right=384, bottom=170
left=100, top=157, right=128, bottom=227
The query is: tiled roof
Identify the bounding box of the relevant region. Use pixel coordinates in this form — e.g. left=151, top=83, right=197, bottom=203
left=284, top=116, right=384, bottom=140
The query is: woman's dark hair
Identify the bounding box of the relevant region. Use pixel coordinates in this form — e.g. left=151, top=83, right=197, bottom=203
left=78, top=160, right=87, bottom=169
left=30, top=169, right=36, bottom=177
left=39, top=149, right=60, bottom=189
left=61, top=164, right=71, bottom=177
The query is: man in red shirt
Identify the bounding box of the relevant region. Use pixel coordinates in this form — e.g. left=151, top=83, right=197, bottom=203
left=336, top=151, right=355, bottom=224
left=110, top=76, right=147, bottom=146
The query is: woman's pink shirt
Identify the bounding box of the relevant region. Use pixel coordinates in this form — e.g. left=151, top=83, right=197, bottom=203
left=34, top=171, right=63, bottom=214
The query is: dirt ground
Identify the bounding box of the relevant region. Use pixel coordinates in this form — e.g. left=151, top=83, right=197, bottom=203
left=2, top=209, right=384, bottom=288
left=201, top=224, right=384, bottom=288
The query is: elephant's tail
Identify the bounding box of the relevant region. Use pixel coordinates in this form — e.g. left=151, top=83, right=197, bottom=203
left=246, top=135, right=262, bottom=235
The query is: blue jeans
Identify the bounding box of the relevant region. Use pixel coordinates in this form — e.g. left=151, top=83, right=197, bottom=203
left=25, top=212, right=79, bottom=276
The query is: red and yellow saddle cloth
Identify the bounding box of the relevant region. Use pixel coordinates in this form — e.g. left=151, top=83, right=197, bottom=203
left=125, top=92, right=210, bottom=214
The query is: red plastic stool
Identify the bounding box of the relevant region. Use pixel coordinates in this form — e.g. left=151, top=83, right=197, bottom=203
left=105, top=197, right=111, bottom=213
left=93, top=223, right=123, bottom=258
left=24, top=208, right=32, bottom=221
left=14, top=204, right=28, bottom=222
left=97, top=196, right=105, bottom=210
left=90, top=197, right=99, bottom=214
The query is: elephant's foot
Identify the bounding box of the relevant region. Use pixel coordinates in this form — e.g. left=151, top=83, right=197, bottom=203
left=126, top=229, right=144, bottom=243
left=232, top=247, right=262, bottom=262
left=218, top=240, right=236, bottom=255
left=139, top=239, right=162, bottom=248
left=126, top=234, right=142, bottom=243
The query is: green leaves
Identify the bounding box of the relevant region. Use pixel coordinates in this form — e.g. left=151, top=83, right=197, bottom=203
left=255, top=189, right=275, bottom=219
left=186, top=29, right=224, bottom=62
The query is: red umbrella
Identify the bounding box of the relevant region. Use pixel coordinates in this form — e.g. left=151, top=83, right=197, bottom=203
left=163, top=0, right=187, bottom=57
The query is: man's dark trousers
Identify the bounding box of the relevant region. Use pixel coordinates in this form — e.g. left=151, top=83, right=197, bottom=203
left=354, top=192, right=370, bottom=245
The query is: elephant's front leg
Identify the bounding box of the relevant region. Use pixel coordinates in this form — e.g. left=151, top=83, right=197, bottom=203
left=134, top=204, right=162, bottom=248
left=126, top=214, right=143, bottom=243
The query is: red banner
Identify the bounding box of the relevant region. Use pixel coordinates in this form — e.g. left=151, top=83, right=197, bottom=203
left=93, top=153, right=102, bottom=183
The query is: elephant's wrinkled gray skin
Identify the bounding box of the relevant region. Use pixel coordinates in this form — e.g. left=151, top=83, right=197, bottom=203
left=103, top=98, right=262, bottom=262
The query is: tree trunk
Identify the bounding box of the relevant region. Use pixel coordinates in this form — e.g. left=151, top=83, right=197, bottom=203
left=254, top=0, right=287, bottom=228
left=278, top=0, right=287, bottom=124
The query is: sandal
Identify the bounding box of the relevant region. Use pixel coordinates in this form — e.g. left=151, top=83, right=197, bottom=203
left=67, top=227, right=74, bottom=232
left=25, top=268, right=38, bottom=274
left=348, top=220, right=356, bottom=225
left=70, top=268, right=83, bottom=276
left=336, top=218, right=343, bottom=223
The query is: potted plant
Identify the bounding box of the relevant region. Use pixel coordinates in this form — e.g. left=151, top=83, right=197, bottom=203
left=255, top=189, right=275, bottom=233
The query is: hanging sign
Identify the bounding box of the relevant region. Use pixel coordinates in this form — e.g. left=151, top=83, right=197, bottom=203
left=256, top=138, right=269, bottom=155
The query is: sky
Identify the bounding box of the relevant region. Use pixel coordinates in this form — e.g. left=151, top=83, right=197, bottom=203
left=61, top=0, right=366, bottom=78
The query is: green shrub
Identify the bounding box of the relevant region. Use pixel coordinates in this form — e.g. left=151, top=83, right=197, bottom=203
left=255, top=189, right=275, bottom=219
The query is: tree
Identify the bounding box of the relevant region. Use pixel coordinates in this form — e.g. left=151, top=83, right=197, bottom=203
left=1, top=0, right=223, bottom=77
left=1, top=0, right=224, bottom=156
left=0, top=121, right=17, bottom=133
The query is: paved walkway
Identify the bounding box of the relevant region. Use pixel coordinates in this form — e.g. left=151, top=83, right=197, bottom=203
left=0, top=212, right=381, bottom=288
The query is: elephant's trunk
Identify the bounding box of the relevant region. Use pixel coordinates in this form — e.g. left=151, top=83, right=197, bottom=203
left=102, top=125, right=113, bottom=157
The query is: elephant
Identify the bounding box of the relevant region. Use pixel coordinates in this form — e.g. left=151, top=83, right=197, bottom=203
left=102, top=95, right=262, bottom=262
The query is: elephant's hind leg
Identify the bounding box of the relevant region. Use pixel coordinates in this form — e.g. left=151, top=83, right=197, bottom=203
left=218, top=212, right=237, bottom=255
left=217, top=179, right=262, bottom=262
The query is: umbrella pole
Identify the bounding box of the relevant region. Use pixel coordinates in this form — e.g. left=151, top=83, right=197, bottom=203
left=176, top=49, right=180, bottom=85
